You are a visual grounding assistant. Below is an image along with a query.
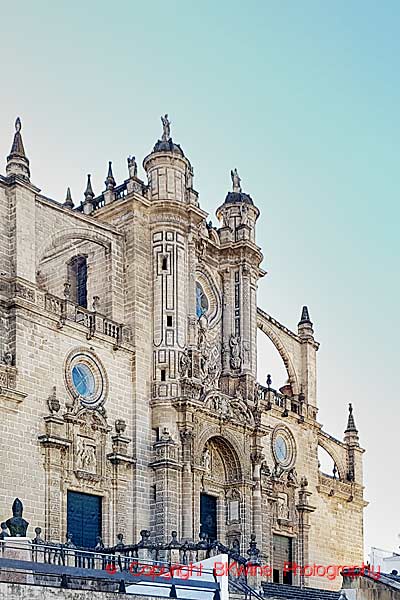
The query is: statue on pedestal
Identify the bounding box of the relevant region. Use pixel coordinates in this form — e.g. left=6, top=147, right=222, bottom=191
left=161, top=114, right=171, bottom=141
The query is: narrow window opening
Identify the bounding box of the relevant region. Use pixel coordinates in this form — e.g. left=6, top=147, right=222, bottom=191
left=161, top=369, right=166, bottom=382
left=166, top=315, right=173, bottom=327
left=68, top=256, right=88, bottom=308
left=162, top=256, right=168, bottom=271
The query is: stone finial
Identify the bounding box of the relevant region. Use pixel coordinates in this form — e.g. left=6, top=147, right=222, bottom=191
left=115, top=419, right=127, bottom=434
left=47, top=386, right=60, bottom=414
left=0, top=522, right=9, bottom=539
left=345, top=403, right=358, bottom=433
left=231, top=168, right=242, bottom=193
left=6, top=117, right=31, bottom=179
left=105, top=161, right=116, bottom=191
left=83, top=174, right=95, bottom=214
left=246, top=533, right=260, bottom=565
left=84, top=174, right=94, bottom=201
left=298, top=305, right=314, bottom=338
left=63, top=187, right=74, bottom=209
left=344, top=403, right=359, bottom=449
left=299, top=306, right=311, bottom=324
left=32, top=527, right=45, bottom=545
left=5, top=498, right=29, bottom=536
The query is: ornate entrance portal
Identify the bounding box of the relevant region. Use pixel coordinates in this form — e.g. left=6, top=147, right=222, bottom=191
left=195, top=435, right=246, bottom=547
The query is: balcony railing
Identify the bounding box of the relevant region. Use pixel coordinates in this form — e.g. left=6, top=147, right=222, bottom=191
left=45, top=293, right=123, bottom=346
left=0, top=530, right=264, bottom=598
left=255, top=378, right=304, bottom=418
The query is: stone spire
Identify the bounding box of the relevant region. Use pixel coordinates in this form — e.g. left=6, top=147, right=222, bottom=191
left=63, top=187, right=74, bottom=209
left=345, top=403, right=358, bottom=433
left=83, top=174, right=95, bottom=215
left=298, top=305, right=314, bottom=339
left=344, top=403, right=359, bottom=483
left=344, top=403, right=359, bottom=444
left=104, top=161, right=116, bottom=191
left=6, top=117, right=30, bottom=180
left=84, top=174, right=94, bottom=201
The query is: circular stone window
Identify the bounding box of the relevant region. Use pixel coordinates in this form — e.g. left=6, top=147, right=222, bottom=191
left=65, top=349, right=107, bottom=408
left=272, top=426, right=296, bottom=470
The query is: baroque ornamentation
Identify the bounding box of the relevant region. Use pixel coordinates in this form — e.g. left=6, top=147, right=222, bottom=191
left=229, top=335, right=241, bottom=370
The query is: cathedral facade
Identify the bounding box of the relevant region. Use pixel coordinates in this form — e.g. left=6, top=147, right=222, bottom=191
left=0, top=116, right=365, bottom=589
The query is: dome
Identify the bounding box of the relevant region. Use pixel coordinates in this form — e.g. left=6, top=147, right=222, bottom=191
left=152, top=138, right=185, bottom=157
left=224, top=191, right=254, bottom=205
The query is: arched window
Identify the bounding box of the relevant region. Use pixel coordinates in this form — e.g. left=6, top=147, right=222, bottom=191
left=196, top=282, right=209, bottom=318
left=68, top=256, right=88, bottom=308
left=318, top=445, right=339, bottom=479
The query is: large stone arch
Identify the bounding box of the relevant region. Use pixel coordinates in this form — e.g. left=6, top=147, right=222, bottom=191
left=195, top=426, right=246, bottom=482
left=317, top=434, right=347, bottom=481
left=257, top=308, right=300, bottom=394
left=37, top=228, right=113, bottom=266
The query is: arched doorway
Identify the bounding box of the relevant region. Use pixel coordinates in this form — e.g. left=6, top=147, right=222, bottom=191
left=197, top=436, right=243, bottom=545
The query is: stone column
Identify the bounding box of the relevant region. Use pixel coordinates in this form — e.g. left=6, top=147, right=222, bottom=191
left=38, top=415, right=70, bottom=541
left=241, top=264, right=252, bottom=373
left=296, top=478, right=316, bottom=588
left=150, top=430, right=182, bottom=542
left=106, top=429, right=135, bottom=543
left=221, top=268, right=232, bottom=375
left=251, top=446, right=264, bottom=549
left=180, top=429, right=194, bottom=541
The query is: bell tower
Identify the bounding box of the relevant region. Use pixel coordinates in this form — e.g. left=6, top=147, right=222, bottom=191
left=216, top=169, right=263, bottom=399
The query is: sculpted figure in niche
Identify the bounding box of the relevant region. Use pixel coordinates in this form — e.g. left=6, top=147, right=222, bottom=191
left=215, top=395, right=230, bottom=418
left=240, top=203, right=249, bottom=226
left=76, top=438, right=96, bottom=473
left=202, top=447, right=211, bottom=472
left=230, top=335, right=241, bottom=370
left=277, top=495, right=290, bottom=520
left=179, top=350, right=190, bottom=378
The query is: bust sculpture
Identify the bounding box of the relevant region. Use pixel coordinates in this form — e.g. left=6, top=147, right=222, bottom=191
left=6, top=498, right=29, bottom=537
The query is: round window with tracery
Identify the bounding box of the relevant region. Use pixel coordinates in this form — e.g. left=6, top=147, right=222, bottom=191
left=65, top=349, right=108, bottom=408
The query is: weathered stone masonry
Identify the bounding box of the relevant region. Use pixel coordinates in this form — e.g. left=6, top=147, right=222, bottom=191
left=0, top=116, right=366, bottom=591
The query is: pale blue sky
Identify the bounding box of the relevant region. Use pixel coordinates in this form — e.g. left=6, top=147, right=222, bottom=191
left=1, top=0, right=399, bottom=557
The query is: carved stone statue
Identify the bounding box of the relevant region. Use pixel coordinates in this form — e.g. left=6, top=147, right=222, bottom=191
left=76, top=438, right=96, bottom=473
left=6, top=498, right=29, bottom=537
left=230, top=335, right=241, bottom=370
left=277, top=495, right=290, bottom=520
left=240, top=203, right=249, bottom=226
left=202, top=447, right=211, bottom=472
left=186, top=165, right=194, bottom=188
left=3, top=351, right=13, bottom=366
left=161, top=114, right=171, bottom=141
left=127, top=156, right=138, bottom=179
left=179, top=350, right=190, bottom=378
left=231, top=168, right=242, bottom=193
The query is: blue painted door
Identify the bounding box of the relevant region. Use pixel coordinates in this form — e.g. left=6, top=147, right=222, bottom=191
left=200, top=493, right=217, bottom=542
left=67, top=491, right=102, bottom=548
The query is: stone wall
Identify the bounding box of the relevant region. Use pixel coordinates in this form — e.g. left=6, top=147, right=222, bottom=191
left=0, top=582, right=159, bottom=600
